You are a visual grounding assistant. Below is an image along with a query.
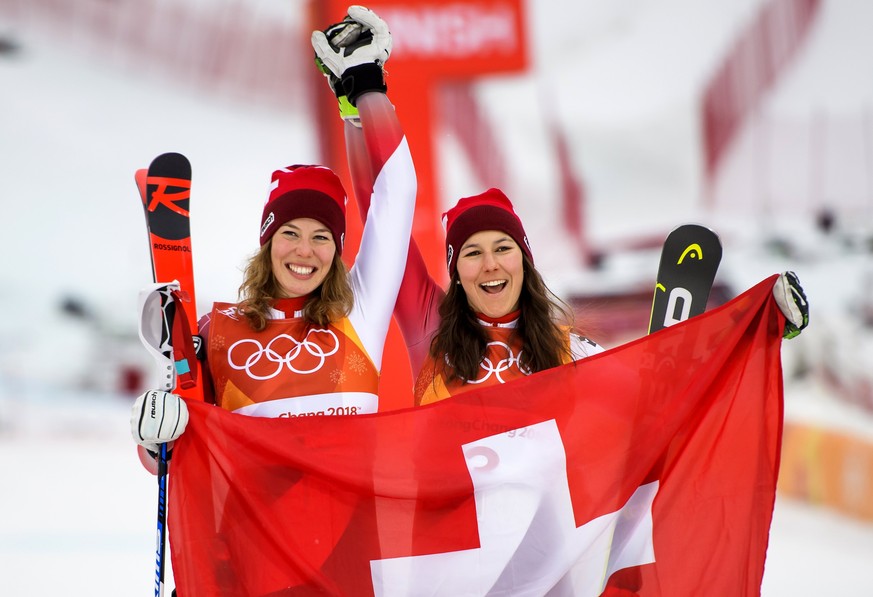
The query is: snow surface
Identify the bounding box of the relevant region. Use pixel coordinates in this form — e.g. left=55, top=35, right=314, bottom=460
left=2, top=0, right=873, bottom=594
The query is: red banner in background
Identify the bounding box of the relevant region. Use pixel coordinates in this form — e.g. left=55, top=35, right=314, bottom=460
left=370, top=3, right=526, bottom=73
left=701, top=0, right=821, bottom=183
left=168, top=276, right=786, bottom=596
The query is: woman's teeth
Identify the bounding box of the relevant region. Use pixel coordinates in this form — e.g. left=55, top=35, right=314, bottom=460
left=480, top=280, right=506, bottom=293
left=289, top=264, right=314, bottom=275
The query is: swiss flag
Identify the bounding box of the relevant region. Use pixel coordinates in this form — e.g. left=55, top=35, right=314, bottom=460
left=168, top=276, right=785, bottom=596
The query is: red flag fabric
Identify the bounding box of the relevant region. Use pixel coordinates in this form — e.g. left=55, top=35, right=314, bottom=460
left=169, top=275, right=786, bottom=596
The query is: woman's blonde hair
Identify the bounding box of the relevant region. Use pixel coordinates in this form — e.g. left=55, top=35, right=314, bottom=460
left=237, top=240, right=353, bottom=331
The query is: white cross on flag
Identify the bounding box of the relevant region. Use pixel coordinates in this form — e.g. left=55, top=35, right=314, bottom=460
left=168, top=276, right=786, bottom=596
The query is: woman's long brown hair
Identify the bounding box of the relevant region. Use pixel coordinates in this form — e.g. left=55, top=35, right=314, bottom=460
left=236, top=240, right=353, bottom=331
left=428, top=253, right=574, bottom=382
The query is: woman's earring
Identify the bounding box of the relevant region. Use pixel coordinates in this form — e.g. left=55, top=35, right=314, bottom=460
left=455, top=279, right=461, bottom=285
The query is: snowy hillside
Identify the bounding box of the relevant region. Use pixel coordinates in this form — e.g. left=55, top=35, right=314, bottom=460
left=2, top=0, right=873, bottom=594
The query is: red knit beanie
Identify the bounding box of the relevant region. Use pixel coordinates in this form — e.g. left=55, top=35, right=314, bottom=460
left=442, top=188, right=532, bottom=276
left=260, top=165, right=347, bottom=253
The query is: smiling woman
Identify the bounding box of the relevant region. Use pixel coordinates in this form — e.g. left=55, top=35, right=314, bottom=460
left=270, top=218, right=337, bottom=298
left=455, top=229, right=525, bottom=319
left=412, top=188, right=606, bottom=405
left=447, top=190, right=533, bottom=320
left=196, top=95, right=415, bottom=420
left=238, top=165, right=353, bottom=331
left=130, top=5, right=417, bottom=453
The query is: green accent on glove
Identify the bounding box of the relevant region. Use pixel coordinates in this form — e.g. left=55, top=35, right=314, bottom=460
left=314, top=55, right=330, bottom=77
left=783, top=325, right=802, bottom=340
left=783, top=310, right=809, bottom=339
left=315, top=56, right=361, bottom=124
left=337, top=95, right=360, bottom=122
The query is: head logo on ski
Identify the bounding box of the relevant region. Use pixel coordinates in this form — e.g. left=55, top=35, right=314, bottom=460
left=648, top=225, right=723, bottom=334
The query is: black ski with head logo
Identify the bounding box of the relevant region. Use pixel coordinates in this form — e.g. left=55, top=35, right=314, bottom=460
left=648, top=224, right=723, bottom=334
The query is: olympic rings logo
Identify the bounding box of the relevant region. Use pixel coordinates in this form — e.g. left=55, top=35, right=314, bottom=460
left=227, top=328, right=339, bottom=380
left=466, top=341, right=530, bottom=385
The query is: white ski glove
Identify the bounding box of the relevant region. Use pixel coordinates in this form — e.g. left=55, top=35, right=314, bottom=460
left=312, top=5, right=391, bottom=107
left=130, top=389, right=189, bottom=454
left=314, top=14, right=370, bottom=125
left=773, top=271, right=809, bottom=339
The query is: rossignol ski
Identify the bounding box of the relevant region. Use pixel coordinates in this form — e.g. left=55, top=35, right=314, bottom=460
left=648, top=224, right=722, bottom=334
left=135, top=152, right=201, bottom=597
left=137, top=153, right=201, bottom=393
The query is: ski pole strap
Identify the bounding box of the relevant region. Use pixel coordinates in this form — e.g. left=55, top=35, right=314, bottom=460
left=170, top=289, right=199, bottom=390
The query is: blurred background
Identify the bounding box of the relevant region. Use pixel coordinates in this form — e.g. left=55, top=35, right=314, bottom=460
left=1, top=0, right=872, bottom=594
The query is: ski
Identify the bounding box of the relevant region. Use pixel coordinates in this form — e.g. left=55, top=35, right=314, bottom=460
left=135, top=152, right=201, bottom=597
left=621, top=226, right=721, bottom=594
left=137, top=153, right=202, bottom=400
left=648, top=224, right=722, bottom=334
left=155, top=441, right=169, bottom=597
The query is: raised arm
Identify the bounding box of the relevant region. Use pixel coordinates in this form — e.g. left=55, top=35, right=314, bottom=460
left=344, top=111, right=444, bottom=377
left=316, top=7, right=442, bottom=377
left=312, top=7, right=417, bottom=371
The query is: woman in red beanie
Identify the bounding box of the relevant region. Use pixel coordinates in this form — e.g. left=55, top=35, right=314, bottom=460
left=132, top=6, right=416, bottom=454
left=345, top=138, right=605, bottom=405
left=411, top=189, right=605, bottom=405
